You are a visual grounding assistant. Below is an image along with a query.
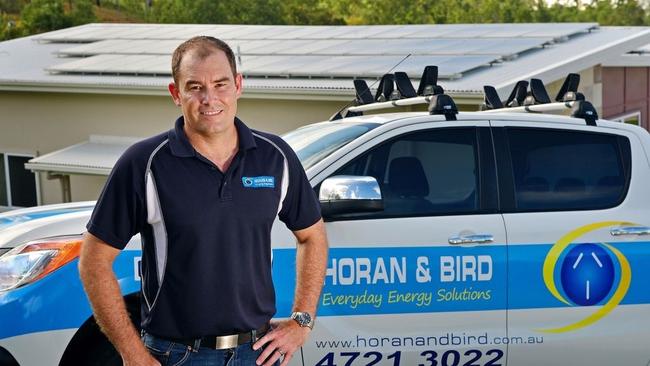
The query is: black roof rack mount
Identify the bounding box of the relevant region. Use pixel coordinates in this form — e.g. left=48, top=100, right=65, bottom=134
left=353, top=79, right=374, bottom=105
left=556, top=73, right=580, bottom=102
left=331, top=69, right=597, bottom=126
left=481, top=73, right=598, bottom=126
left=329, top=65, right=456, bottom=121
left=339, top=65, right=457, bottom=121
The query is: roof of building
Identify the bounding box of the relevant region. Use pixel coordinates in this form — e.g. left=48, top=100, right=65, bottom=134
left=2, top=23, right=650, bottom=101
left=603, top=42, right=650, bottom=67
left=25, top=135, right=141, bottom=175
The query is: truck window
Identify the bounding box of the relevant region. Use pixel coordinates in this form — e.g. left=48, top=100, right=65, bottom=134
left=506, top=128, right=631, bottom=211
left=333, top=127, right=480, bottom=218
left=282, top=122, right=379, bottom=170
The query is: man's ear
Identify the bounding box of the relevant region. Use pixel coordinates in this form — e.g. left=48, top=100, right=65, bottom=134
left=235, top=73, right=243, bottom=98
left=168, top=82, right=181, bottom=106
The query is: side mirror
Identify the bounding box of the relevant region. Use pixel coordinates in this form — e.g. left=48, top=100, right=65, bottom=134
left=319, top=176, right=383, bottom=218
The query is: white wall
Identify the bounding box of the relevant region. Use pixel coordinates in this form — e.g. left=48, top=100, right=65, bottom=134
left=0, top=91, right=344, bottom=204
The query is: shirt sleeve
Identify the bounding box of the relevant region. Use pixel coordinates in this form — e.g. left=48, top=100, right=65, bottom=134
left=86, top=144, right=146, bottom=249
left=278, top=140, right=322, bottom=231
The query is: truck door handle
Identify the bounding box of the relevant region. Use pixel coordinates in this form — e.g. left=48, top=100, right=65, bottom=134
left=610, top=226, right=650, bottom=236
left=448, top=234, right=494, bottom=245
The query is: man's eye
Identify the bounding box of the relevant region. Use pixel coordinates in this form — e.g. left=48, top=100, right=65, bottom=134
left=189, top=85, right=201, bottom=90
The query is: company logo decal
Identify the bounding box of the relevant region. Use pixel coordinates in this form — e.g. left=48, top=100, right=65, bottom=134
left=272, top=246, right=506, bottom=317
left=539, top=221, right=633, bottom=333
left=242, top=176, right=275, bottom=188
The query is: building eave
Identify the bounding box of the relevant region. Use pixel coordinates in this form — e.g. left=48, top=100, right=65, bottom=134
left=0, top=80, right=484, bottom=104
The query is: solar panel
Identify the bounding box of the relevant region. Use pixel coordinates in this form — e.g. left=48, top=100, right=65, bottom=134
left=478, top=24, right=543, bottom=38
left=301, top=26, right=364, bottom=39
left=239, top=55, right=325, bottom=75
left=237, top=54, right=495, bottom=79
left=437, top=24, right=514, bottom=38
left=467, top=38, right=548, bottom=55
left=40, top=23, right=597, bottom=81
left=48, top=54, right=124, bottom=73
left=255, top=25, right=303, bottom=39
left=141, top=40, right=183, bottom=54
left=58, top=39, right=180, bottom=56
left=141, top=27, right=181, bottom=39
left=57, top=40, right=118, bottom=56
left=212, top=25, right=261, bottom=39
left=164, top=27, right=205, bottom=40
left=405, top=56, right=486, bottom=78
left=241, top=39, right=332, bottom=54
left=398, top=24, right=469, bottom=39
left=514, top=23, right=597, bottom=38
left=281, top=26, right=337, bottom=39
left=313, top=39, right=461, bottom=55
left=48, top=54, right=172, bottom=75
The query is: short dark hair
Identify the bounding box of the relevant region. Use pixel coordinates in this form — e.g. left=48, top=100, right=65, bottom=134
left=171, top=36, right=237, bottom=83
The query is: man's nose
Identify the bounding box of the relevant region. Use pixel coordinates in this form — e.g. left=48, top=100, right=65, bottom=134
left=201, top=88, right=217, bottom=103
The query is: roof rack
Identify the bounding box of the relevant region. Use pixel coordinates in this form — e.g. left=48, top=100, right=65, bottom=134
left=481, top=73, right=598, bottom=126
left=330, top=67, right=598, bottom=126
left=330, top=65, right=458, bottom=121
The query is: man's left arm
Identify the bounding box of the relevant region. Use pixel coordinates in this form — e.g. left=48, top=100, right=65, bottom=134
left=254, top=219, right=328, bottom=366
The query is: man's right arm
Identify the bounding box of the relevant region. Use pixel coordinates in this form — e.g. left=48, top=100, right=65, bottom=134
left=78, top=232, right=159, bottom=366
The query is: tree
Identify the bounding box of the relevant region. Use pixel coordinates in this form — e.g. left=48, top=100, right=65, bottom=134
left=146, top=0, right=196, bottom=23
left=0, top=12, right=25, bottom=40
left=3, top=0, right=650, bottom=42
left=21, top=0, right=71, bottom=34
left=70, top=0, right=97, bottom=25
left=281, top=0, right=345, bottom=25
left=0, top=0, right=28, bottom=14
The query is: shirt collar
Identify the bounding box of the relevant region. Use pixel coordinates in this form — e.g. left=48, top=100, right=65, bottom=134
left=168, top=116, right=257, bottom=158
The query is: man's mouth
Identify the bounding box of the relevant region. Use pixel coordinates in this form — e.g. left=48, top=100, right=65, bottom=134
left=200, top=110, right=223, bottom=116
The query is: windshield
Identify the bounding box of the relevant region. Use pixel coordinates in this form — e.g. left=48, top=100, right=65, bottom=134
left=282, top=122, right=379, bottom=170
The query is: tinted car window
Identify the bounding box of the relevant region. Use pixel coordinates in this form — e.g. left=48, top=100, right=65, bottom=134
left=333, top=128, right=479, bottom=218
left=282, top=122, right=379, bottom=170
left=507, top=128, right=631, bottom=211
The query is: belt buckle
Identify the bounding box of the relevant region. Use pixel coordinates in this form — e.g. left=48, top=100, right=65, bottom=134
left=214, top=334, right=239, bottom=349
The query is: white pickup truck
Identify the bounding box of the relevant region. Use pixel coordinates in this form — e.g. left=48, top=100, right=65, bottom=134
left=1, top=73, right=649, bottom=366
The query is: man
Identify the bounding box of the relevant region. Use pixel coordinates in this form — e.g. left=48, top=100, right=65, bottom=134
left=79, top=36, right=328, bottom=366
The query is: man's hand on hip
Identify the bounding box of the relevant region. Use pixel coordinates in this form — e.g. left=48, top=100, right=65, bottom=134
left=253, top=319, right=311, bottom=366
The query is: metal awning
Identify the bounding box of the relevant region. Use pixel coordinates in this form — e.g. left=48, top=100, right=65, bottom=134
left=25, top=135, right=141, bottom=176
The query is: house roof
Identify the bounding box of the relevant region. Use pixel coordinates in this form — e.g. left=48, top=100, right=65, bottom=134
left=603, top=42, right=650, bottom=67
left=24, top=135, right=141, bottom=175
left=2, top=23, right=650, bottom=101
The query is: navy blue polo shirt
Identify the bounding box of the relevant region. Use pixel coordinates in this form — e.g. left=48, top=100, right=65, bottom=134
left=86, top=116, right=321, bottom=338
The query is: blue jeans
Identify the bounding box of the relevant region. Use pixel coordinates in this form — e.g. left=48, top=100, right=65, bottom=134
left=142, top=333, right=280, bottom=366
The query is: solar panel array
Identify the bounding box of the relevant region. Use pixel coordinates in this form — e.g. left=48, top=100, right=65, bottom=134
left=41, top=23, right=598, bottom=80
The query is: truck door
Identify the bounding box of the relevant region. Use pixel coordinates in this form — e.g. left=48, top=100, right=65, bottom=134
left=492, top=122, right=650, bottom=366
left=280, top=120, right=508, bottom=366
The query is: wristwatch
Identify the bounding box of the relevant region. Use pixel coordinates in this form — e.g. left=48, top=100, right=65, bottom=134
left=290, top=311, right=314, bottom=329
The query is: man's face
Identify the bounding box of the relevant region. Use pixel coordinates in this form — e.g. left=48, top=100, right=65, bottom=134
left=169, top=48, right=242, bottom=137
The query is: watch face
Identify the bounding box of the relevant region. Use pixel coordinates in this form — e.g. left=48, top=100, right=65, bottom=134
left=294, top=312, right=312, bottom=326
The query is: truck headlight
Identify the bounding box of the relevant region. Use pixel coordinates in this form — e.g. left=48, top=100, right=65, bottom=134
left=0, top=235, right=82, bottom=292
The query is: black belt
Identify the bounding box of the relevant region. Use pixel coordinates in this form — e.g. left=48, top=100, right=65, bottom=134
left=159, top=324, right=271, bottom=350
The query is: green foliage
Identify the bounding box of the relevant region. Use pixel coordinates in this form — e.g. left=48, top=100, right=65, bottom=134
left=20, top=0, right=96, bottom=35
left=0, top=0, right=28, bottom=14
left=141, top=0, right=286, bottom=24
left=0, top=12, right=25, bottom=40
left=324, top=0, right=648, bottom=25
left=281, top=0, right=345, bottom=25
left=21, top=0, right=71, bottom=34
left=1, top=0, right=649, bottom=41
left=70, top=0, right=97, bottom=25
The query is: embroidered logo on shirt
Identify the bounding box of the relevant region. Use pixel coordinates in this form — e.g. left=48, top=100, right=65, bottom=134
left=242, top=176, right=275, bottom=188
